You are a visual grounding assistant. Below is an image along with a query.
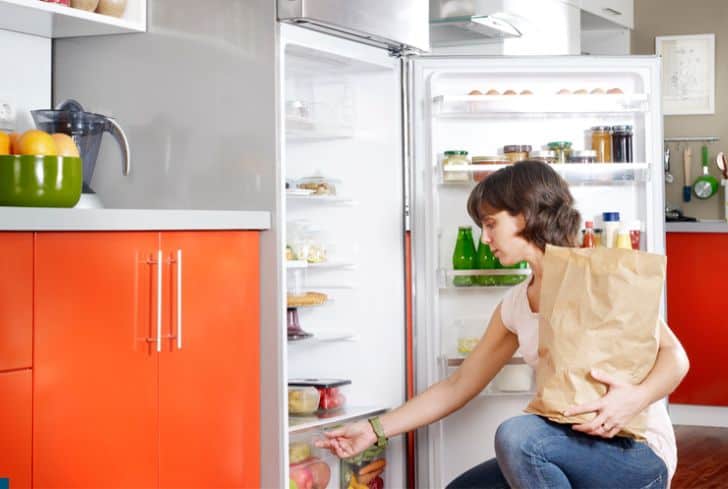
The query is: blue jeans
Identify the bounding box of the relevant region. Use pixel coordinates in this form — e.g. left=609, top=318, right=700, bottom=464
left=446, top=414, right=668, bottom=489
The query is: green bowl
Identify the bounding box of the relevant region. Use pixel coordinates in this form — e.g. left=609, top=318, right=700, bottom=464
left=0, top=155, right=82, bottom=207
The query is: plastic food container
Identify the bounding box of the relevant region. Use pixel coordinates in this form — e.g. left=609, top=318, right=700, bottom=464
left=503, top=145, right=531, bottom=163
left=341, top=444, right=387, bottom=489
left=568, top=149, right=597, bottom=163
left=442, top=150, right=470, bottom=182
left=471, top=156, right=509, bottom=182
left=288, top=378, right=351, bottom=413
left=288, top=386, right=320, bottom=416
left=493, top=364, right=533, bottom=392
left=455, top=318, right=486, bottom=355
left=296, top=176, right=337, bottom=195
left=547, top=141, right=572, bottom=164
left=290, top=455, right=332, bottom=489
left=530, top=150, right=556, bottom=164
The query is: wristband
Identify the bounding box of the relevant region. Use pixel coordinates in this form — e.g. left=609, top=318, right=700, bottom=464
left=368, top=416, right=388, bottom=448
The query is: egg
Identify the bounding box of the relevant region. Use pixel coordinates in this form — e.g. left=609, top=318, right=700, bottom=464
left=557, top=88, right=571, bottom=95
left=520, top=90, right=533, bottom=95
left=573, top=89, right=588, bottom=95
left=468, top=89, right=483, bottom=96
left=607, top=87, right=624, bottom=94
left=590, top=88, right=605, bottom=95
left=503, top=89, right=517, bottom=95
left=486, top=89, right=500, bottom=96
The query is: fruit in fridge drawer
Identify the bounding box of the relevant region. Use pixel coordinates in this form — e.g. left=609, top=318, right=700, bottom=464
left=290, top=478, right=298, bottom=489
left=368, top=476, right=384, bottom=489
left=289, top=464, right=314, bottom=489
left=289, top=441, right=311, bottom=464
left=308, top=459, right=331, bottom=489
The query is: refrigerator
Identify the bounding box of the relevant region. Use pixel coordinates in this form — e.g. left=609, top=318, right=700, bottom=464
left=51, top=3, right=665, bottom=487
left=279, top=24, right=664, bottom=489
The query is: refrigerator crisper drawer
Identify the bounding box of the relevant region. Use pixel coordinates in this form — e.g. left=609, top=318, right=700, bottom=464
left=340, top=443, right=388, bottom=489
left=289, top=431, right=339, bottom=489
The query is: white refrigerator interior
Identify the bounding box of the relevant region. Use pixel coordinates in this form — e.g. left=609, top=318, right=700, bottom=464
left=410, top=56, right=664, bottom=487
left=280, top=24, right=406, bottom=488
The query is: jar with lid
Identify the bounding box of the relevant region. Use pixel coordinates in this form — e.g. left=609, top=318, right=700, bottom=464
left=530, top=150, right=556, bottom=164
left=547, top=141, right=572, bottom=164
left=568, top=149, right=597, bottom=163
left=471, top=155, right=510, bottom=182
left=591, top=126, right=612, bottom=163
left=442, top=150, right=470, bottom=182
left=602, top=212, right=620, bottom=248
left=611, top=125, right=633, bottom=162
left=503, top=145, right=532, bottom=163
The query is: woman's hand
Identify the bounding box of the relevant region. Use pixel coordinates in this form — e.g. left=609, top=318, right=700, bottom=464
left=562, top=369, right=649, bottom=439
left=315, top=420, right=377, bottom=458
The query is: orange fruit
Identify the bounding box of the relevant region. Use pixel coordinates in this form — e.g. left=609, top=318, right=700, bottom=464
left=51, top=133, right=80, bottom=157
left=8, top=133, right=21, bottom=154
left=0, top=132, right=9, bottom=155
left=17, top=130, right=58, bottom=156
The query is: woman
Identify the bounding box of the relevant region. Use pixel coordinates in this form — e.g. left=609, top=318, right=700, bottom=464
left=317, top=161, right=689, bottom=488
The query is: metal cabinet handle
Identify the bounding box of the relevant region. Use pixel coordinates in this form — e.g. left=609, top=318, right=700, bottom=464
left=602, top=7, right=622, bottom=16
left=156, top=249, right=163, bottom=353
left=176, top=249, right=183, bottom=349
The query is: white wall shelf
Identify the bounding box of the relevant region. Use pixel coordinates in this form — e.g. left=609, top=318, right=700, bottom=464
left=0, top=0, right=146, bottom=38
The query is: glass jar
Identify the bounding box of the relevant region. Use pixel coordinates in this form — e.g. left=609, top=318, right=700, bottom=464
left=547, top=141, right=572, bottom=164
left=568, top=149, right=597, bottom=163
left=503, top=145, right=532, bottom=163
left=442, top=150, right=470, bottom=182
left=591, top=126, right=612, bottom=163
left=530, top=150, right=556, bottom=164
left=612, top=125, right=633, bottom=163
left=471, top=155, right=509, bottom=182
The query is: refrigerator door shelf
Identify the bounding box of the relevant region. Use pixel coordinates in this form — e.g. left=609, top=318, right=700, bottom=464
left=440, top=162, right=650, bottom=186
left=288, top=406, right=389, bottom=434
left=438, top=268, right=531, bottom=290
left=286, top=261, right=357, bottom=271
left=286, top=194, right=358, bottom=206
left=433, top=94, right=649, bottom=117
left=439, top=357, right=535, bottom=396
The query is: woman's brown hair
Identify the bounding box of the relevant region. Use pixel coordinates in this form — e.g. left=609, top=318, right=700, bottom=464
left=467, top=160, right=581, bottom=251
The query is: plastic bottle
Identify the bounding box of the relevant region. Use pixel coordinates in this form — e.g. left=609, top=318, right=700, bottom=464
left=474, top=234, right=497, bottom=286
left=615, top=225, right=632, bottom=249
left=452, top=226, right=476, bottom=286
left=581, top=221, right=595, bottom=248
left=602, top=212, right=620, bottom=248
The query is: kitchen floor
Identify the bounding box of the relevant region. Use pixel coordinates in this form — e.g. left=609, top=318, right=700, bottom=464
left=673, top=425, right=728, bottom=488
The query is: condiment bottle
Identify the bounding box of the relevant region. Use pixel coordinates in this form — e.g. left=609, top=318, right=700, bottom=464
left=591, top=126, right=612, bottom=163
left=453, top=226, right=476, bottom=286
left=629, top=221, right=642, bottom=250
left=602, top=212, right=620, bottom=248
left=611, top=125, right=633, bottom=163
left=615, top=225, right=633, bottom=249
left=581, top=221, right=595, bottom=248
left=594, top=228, right=603, bottom=247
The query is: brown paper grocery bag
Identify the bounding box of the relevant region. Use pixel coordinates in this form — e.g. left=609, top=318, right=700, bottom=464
left=524, top=245, right=666, bottom=440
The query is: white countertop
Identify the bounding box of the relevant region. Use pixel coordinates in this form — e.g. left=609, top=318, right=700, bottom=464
left=665, top=220, right=728, bottom=234
left=0, top=208, right=270, bottom=231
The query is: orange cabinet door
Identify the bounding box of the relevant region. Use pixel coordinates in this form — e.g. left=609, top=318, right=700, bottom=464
left=0, top=233, right=33, bottom=371
left=34, top=232, right=159, bottom=488
left=158, top=231, right=260, bottom=488
left=0, top=369, right=32, bottom=489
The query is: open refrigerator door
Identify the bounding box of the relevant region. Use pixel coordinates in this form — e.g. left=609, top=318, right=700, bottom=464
left=279, top=24, right=407, bottom=489
left=409, top=55, right=664, bottom=488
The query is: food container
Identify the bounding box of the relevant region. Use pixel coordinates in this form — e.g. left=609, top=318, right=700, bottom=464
left=455, top=318, right=486, bottom=355
left=289, top=432, right=336, bottom=489
left=611, top=125, right=633, bottom=163
left=290, top=453, right=332, bottom=489
left=493, top=364, right=533, bottom=392
left=503, top=145, right=531, bottom=163
left=547, top=141, right=572, bottom=164
left=530, top=150, right=556, bottom=164
left=41, top=0, right=70, bottom=4
left=288, top=379, right=351, bottom=413
left=442, top=150, right=470, bottom=182
left=297, top=176, right=337, bottom=196
left=288, top=386, right=320, bottom=416
left=95, top=0, right=127, bottom=17
left=0, top=155, right=82, bottom=207
left=70, top=0, right=98, bottom=10
left=591, top=126, right=612, bottom=163
left=341, top=444, right=387, bottom=489
left=471, top=156, right=509, bottom=182
left=568, top=149, right=597, bottom=164
left=288, top=221, right=327, bottom=264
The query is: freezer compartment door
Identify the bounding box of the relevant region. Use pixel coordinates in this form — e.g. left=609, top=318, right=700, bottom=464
left=278, top=0, right=429, bottom=53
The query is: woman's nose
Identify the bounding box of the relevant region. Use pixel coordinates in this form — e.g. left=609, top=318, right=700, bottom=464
left=480, top=229, right=491, bottom=244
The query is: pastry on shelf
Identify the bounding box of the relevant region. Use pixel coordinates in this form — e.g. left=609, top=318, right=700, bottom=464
left=287, top=291, right=328, bottom=308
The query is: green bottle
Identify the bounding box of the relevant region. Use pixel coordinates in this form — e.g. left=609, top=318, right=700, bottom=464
left=500, top=260, right=529, bottom=285
left=474, top=234, right=497, bottom=286
left=452, top=226, right=476, bottom=286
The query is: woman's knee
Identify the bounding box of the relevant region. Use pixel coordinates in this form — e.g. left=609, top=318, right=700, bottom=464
left=494, top=415, right=551, bottom=460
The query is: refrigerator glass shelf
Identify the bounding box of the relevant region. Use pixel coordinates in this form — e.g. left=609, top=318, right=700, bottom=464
left=286, top=194, right=358, bottom=205
left=439, top=269, right=531, bottom=289
left=288, top=405, right=388, bottom=434
left=432, top=93, right=649, bottom=116
left=288, top=328, right=359, bottom=343
left=439, top=162, right=650, bottom=185
left=286, top=260, right=356, bottom=270
left=446, top=356, right=526, bottom=367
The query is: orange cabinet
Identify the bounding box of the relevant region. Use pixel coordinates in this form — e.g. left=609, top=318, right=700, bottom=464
left=0, top=369, right=32, bottom=489
left=33, top=231, right=260, bottom=488
left=0, top=232, right=33, bottom=372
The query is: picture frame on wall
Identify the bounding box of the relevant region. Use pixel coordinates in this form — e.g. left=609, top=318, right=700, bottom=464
left=656, top=33, right=715, bottom=115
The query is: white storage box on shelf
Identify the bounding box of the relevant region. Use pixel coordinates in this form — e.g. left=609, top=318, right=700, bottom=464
left=0, top=0, right=146, bottom=37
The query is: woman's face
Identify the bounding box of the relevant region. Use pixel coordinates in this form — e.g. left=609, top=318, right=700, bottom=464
left=480, top=210, right=532, bottom=266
